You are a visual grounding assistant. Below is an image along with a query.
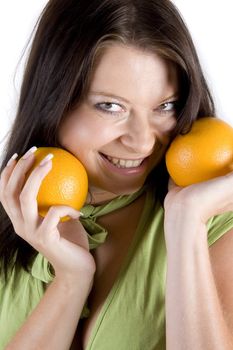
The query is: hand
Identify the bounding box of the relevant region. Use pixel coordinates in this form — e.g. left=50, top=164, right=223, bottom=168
left=0, top=148, right=96, bottom=282
left=164, top=172, right=233, bottom=244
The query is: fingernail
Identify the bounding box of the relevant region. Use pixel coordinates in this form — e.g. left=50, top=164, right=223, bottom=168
left=7, top=153, right=18, bottom=167
left=22, top=146, right=37, bottom=159
left=39, top=153, right=54, bottom=166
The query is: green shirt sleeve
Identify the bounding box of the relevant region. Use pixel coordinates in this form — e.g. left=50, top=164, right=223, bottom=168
left=0, top=254, right=53, bottom=349
left=30, top=253, right=54, bottom=283
left=207, top=211, right=233, bottom=246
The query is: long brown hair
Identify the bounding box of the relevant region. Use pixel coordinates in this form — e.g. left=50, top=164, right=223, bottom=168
left=0, top=0, right=215, bottom=277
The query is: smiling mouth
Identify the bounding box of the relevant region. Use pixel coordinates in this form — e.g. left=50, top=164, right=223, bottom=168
left=100, top=153, right=145, bottom=169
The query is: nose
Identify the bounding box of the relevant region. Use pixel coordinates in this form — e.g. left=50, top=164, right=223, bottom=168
left=120, top=113, right=156, bottom=155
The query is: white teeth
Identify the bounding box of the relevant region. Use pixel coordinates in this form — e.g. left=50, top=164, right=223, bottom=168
left=106, top=155, right=144, bottom=168
left=112, top=158, right=119, bottom=165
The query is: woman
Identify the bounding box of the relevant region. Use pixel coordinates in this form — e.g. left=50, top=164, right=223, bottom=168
left=1, top=0, right=233, bottom=349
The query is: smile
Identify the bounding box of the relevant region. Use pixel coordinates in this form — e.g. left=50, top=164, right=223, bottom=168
left=102, top=154, right=144, bottom=168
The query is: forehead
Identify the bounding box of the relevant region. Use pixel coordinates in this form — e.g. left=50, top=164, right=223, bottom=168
left=89, top=44, right=179, bottom=102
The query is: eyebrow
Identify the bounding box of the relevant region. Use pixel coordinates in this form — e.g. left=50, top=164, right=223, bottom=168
left=89, top=91, right=179, bottom=104
left=160, top=93, right=180, bottom=103
left=89, top=91, right=130, bottom=103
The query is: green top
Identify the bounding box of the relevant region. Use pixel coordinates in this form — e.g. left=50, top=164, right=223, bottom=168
left=1, top=188, right=233, bottom=349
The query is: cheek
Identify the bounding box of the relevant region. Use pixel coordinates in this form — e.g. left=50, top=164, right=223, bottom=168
left=150, top=121, right=176, bottom=162
left=59, top=115, right=119, bottom=151
left=59, top=116, right=91, bottom=146
left=155, top=117, right=176, bottom=142
left=58, top=125, right=91, bottom=169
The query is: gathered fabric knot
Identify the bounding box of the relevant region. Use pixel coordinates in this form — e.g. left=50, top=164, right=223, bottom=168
left=76, top=186, right=145, bottom=318
left=79, top=204, right=108, bottom=249
left=79, top=186, right=145, bottom=250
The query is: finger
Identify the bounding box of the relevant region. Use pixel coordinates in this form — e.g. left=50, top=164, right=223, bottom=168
left=40, top=205, right=81, bottom=234
left=4, top=147, right=37, bottom=220
left=5, top=147, right=38, bottom=194
left=0, top=153, right=18, bottom=205
left=20, top=154, right=54, bottom=223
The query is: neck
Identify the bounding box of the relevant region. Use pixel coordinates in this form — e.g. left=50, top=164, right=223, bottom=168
left=86, top=186, right=142, bottom=206
left=86, top=189, right=120, bottom=206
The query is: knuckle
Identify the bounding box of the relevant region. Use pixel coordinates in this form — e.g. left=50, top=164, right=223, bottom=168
left=4, top=179, right=20, bottom=198
left=2, top=192, right=15, bottom=210
left=12, top=219, right=26, bottom=236
left=13, top=223, right=22, bottom=235
left=19, top=190, right=29, bottom=204
left=0, top=166, right=8, bottom=179
left=5, top=187, right=16, bottom=199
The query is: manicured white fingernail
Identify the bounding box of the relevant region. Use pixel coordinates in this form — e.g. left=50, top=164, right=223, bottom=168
left=22, top=146, right=37, bottom=159
left=7, top=153, right=18, bottom=167
left=39, top=153, right=54, bottom=166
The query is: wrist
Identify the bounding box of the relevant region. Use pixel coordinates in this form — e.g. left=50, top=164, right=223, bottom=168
left=54, top=270, right=95, bottom=295
left=164, top=215, right=207, bottom=251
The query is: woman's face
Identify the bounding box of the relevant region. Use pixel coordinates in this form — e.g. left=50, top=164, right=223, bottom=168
left=58, top=44, right=179, bottom=203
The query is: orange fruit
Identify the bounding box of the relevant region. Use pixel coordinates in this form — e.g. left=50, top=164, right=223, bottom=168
left=165, top=117, right=233, bottom=187
left=30, top=147, right=88, bottom=219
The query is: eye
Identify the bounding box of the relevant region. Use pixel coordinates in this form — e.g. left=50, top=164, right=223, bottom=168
left=95, top=102, right=124, bottom=114
left=158, top=101, right=177, bottom=113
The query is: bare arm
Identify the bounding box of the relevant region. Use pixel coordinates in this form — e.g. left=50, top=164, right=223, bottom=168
left=165, top=223, right=233, bottom=350
left=164, top=175, right=233, bottom=350
left=6, top=275, right=93, bottom=350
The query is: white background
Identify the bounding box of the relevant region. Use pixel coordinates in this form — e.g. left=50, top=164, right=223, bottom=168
left=0, top=1, right=232, bottom=154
